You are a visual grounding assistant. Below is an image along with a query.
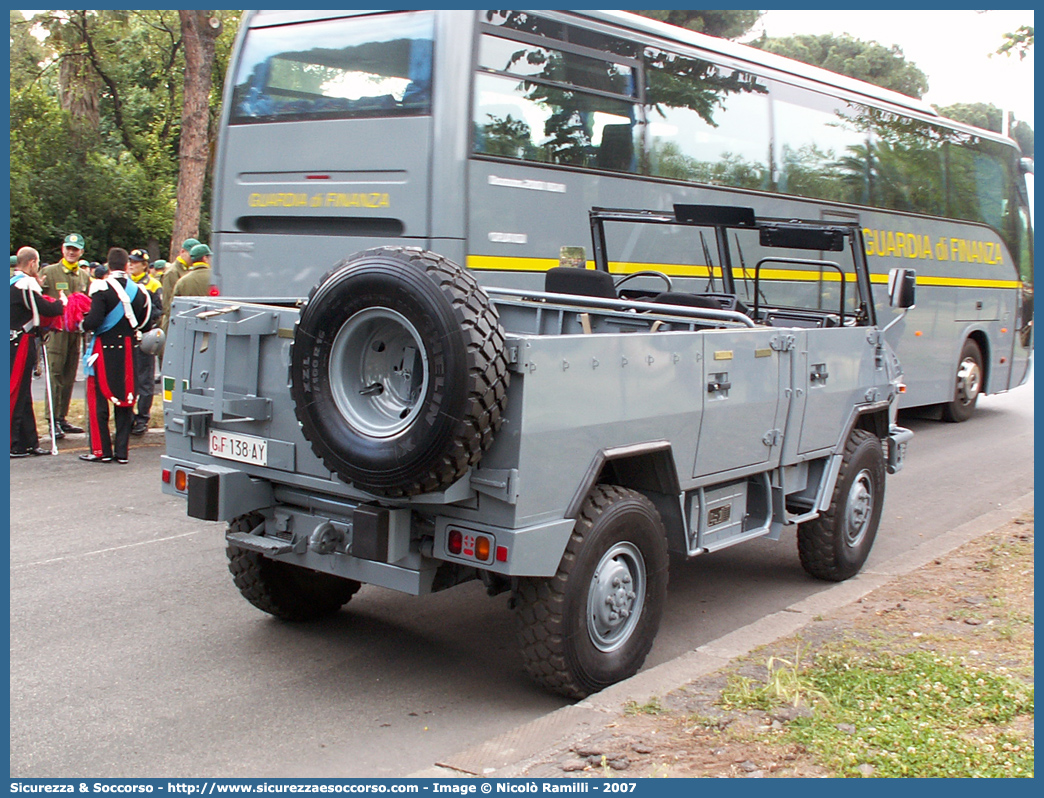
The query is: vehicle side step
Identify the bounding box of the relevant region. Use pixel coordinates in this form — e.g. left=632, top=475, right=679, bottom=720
left=227, top=531, right=294, bottom=555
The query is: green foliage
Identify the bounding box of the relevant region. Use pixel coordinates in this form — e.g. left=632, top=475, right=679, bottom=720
left=725, top=648, right=1034, bottom=777
left=936, top=102, right=1003, bottom=133
left=752, top=33, right=929, bottom=99
left=997, top=25, right=1033, bottom=60
left=623, top=697, right=665, bottom=716
left=721, top=648, right=826, bottom=711
left=630, top=10, right=762, bottom=41
left=9, top=10, right=240, bottom=262
left=936, top=102, right=1034, bottom=158
left=9, top=10, right=48, bottom=90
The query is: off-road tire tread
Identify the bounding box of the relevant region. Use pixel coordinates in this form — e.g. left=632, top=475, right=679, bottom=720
left=516, top=485, right=666, bottom=699
left=798, top=429, right=883, bottom=582
left=226, top=514, right=361, bottom=621
left=294, top=247, right=510, bottom=497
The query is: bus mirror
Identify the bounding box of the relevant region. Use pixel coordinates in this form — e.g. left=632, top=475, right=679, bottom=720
left=1020, top=157, right=1034, bottom=175
left=888, top=268, right=916, bottom=309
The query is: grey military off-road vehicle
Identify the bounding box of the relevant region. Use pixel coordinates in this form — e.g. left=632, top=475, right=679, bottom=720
left=161, top=204, right=914, bottom=698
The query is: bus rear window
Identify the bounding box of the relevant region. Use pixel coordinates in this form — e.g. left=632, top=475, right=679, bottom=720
left=230, top=12, right=434, bottom=125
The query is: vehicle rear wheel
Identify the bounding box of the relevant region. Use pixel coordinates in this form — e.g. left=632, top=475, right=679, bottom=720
left=516, top=485, right=669, bottom=698
left=290, top=247, right=510, bottom=497
left=798, top=429, right=885, bottom=582
left=940, top=339, right=984, bottom=422
left=226, top=514, right=361, bottom=621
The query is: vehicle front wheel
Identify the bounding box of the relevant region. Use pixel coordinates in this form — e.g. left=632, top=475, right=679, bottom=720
left=798, top=429, right=885, bottom=582
left=941, top=339, right=984, bottom=422
left=226, top=514, right=361, bottom=621
left=516, top=485, right=669, bottom=698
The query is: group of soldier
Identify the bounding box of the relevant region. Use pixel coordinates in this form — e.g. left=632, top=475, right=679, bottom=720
left=10, top=233, right=214, bottom=463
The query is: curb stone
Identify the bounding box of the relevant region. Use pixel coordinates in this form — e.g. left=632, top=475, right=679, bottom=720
left=410, top=490, right=1034, bottom=778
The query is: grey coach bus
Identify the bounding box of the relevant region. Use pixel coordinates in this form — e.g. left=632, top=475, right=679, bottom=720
left=212, top=9, right=1032, bottom=420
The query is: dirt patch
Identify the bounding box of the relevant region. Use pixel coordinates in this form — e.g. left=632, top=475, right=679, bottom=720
left=516, top=514, right=1034, bottom=778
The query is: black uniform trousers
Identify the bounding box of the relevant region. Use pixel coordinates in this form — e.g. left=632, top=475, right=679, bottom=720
left=133, top=346, right=155, bottom=424
left=10, top=332, right=40, bottom=453
left=85, top=335, right=136, bottom=461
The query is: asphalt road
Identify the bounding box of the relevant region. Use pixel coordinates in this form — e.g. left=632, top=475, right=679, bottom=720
left=9, top=380, right=1033, bottom=778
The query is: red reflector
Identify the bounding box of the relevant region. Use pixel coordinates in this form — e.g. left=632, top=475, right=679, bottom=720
left=305, top=174, right=331, bottom=179
left=496, top=545, right=508, bottom=563
left=448, top=529, right=463, bottom=555
left=475, top=536, right=491, bottom=562
left=161, top=469, right=171, bottom=484
left=208, top=285, right=221, bottom=296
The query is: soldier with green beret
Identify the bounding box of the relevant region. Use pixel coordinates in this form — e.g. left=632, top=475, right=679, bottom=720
left=172, top=243, right=213, bottom=298
left=39, top=233, right=90, bottom=437
left=161, top=237, right=201, bottom=334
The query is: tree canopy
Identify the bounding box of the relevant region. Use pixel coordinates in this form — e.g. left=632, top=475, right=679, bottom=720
left=629, top=10, right=761, bottom=41
left=9, top=10, right=239, bottom=264
left=997, top=24, right=1033, bottom=60
left=935, top=102, right=1034, bottom=158
left=751, top=33, right=929, bottom=99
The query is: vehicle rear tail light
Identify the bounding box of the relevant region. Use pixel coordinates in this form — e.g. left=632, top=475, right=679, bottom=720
left=174, top=469, right=188, bottom=492
left=448, top=528, right=463, bottom=555
left=208, top=285, right=221, bottom=297
left=475, top=535, right=491, bottom=562
left=161, top=468, right=171, bottom=484
left=496, top=545, right=508, bottom=563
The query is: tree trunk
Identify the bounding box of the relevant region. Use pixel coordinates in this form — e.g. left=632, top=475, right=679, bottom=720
left=170, top=10, right=221, bottom=260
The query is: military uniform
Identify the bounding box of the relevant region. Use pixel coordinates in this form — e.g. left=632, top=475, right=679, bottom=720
left=160, top=238, right=199, bottom=335
left=40, top=254, right=89, bottom=432
left=80, top=271, right=153, bottom=463
left=10, top=271, right=65, bottom=455
left=172, top=262, right=212, bottom=297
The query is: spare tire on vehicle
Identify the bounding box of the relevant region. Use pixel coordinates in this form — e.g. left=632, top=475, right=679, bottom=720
left=290, top=247, right=510, bottom=497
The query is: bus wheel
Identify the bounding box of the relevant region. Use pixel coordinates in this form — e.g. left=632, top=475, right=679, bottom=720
left=516, top=485, right=669, bottom=699
left=226, top=514, right=361, bottom=621
left=798, top=429, right=885, bottom=582
left=290, top=247, right=510, bottom=497
left=941, top=339, right=984, bottom=423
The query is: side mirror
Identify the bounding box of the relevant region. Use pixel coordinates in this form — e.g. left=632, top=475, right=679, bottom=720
left=1020, top=157, right=1034, bottom=175
left=888, top=268, right=916, bottom=309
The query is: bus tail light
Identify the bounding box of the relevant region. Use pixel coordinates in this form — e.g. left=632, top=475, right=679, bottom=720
left=174, top=468, right=189, bottom=492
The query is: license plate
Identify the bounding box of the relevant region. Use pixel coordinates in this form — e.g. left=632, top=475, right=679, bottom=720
left=209, top=430, right=268, bottom=466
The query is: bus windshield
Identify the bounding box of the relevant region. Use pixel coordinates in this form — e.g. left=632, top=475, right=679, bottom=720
left=230, top=11, right=434, bottom=125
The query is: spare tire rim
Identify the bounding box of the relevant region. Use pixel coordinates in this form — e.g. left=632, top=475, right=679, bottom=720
left=329, top=307, right=430, bottom=438
left=843, top=468, right=874, bottom=548
left=587, top=542, right=646, bottom=652
left=955, top=356, right=981, bottom=405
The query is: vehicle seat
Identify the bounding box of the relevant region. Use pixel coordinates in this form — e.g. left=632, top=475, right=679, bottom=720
left=544, top=267, right=617, bottom=299
left=652, top=292, right=721, bottom=310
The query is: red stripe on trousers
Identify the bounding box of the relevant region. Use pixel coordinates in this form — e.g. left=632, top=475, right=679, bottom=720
left=86, top=374, right=103, bottom=456
left=10, top=334, right=31, bottom=424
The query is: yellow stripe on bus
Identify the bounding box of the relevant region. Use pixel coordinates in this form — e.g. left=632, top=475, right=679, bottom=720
left=466, top=255, right=1022, bottom=290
